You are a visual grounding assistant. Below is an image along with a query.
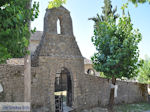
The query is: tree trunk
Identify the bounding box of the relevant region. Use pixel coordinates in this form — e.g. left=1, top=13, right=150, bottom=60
left=24, top=0, right=32, bottom=102
left=108, top=76, right=116, bottom=112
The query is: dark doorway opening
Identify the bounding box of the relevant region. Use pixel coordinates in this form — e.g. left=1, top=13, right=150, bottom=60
left=54, top=67, right=72, bottom=112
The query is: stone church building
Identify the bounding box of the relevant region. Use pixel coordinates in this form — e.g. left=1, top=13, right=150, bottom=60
left=0, top=6, right=148, bottom=112
left=30, top=31, right=99, bottom=77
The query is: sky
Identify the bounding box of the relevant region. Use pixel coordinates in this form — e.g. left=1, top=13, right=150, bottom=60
left=31, top=0, right=150, bottom=60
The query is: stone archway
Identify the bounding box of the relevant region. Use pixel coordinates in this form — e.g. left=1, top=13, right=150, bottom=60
left=31, top=6, right=85, bottom=112
left=54, top=67, right=72, bottom=108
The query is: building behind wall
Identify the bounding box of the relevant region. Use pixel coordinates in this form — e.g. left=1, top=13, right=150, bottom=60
left=30, top=31, right=100, bottom=77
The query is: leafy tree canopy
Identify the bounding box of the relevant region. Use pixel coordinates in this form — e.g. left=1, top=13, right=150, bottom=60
left=0, top=0, right=39, bottom=64
left=89, top=0, right=119, bottom=24
left=91, top=0, right=143, bottom=109
left=128, top=0, right=150, bottom=7
left=129, top=0, right=150, bottom=4
left=91, top=3, right=142, bottom=79
left=48, top=0, right=66, bottom=9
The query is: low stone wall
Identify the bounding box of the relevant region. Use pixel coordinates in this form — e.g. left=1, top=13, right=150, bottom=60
left=0, top=65, right=50, bottom=110
left=80, top=74, right=148, bottom=109
left=0, top=64, right=148, bottom=112
left=0, top=65, right=48, bottom=110
left=0, top=64, right=24, bottom=102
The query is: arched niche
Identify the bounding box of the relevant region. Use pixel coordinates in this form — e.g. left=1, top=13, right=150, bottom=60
left=87, top=68, right=95, bottom=76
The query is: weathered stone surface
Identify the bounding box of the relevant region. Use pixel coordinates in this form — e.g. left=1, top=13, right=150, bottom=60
left=0, top=65, right=24, bottom=102
left=31, top=6, right=85, bottom=112
left=80, top=75, right=148, bottom=110
left=0, top=64, right=148, bottom=112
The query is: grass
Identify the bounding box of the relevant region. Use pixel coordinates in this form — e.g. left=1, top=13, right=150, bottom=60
left=114, top=102, right=150, bottom=112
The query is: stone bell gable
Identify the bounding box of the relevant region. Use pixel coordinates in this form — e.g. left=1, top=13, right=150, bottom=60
left=31, top=6, right=85, bottom=112
left=44, top=6, right=73, bottom=35
left=31, top=6, right=83, bottom=67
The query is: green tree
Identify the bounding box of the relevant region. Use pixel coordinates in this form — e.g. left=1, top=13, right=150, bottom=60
left=89, top=0, right=119, bottom=25
left=138, top=58, right=150, bottom=84
left=0, top=0, right=39, bottom=64
left=0, top=0, right=39, bottom=102
left=129, top=0, right=150, bottom=5
left=91, top=0, right=142, bottom=111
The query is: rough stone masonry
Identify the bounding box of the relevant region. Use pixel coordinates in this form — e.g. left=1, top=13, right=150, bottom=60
left=0, top=6, right=148, bottom=112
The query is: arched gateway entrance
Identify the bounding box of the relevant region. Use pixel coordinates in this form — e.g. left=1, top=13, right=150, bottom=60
left=31, top=6, right=85, bottom=112
left=55, top=67, right=72, bottom=112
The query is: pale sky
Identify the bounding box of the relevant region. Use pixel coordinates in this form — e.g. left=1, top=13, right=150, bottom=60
left=31, top=0, right=150, bottom=60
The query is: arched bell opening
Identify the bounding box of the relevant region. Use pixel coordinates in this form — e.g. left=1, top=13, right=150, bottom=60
left=57, top=18, right=61, bottom=34
left=44, top=8, right=73, bottom=36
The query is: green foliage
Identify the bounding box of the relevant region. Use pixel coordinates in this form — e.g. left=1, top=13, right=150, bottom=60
left=101, top=0, right=119, bottom=21
left=48, top=0, right=66, bottom=9
left=114, top=103, right=150, bottom=112
left=0, top=45, right=11, bottom=64
left=0, top=0, right=39, bottom=64
left=100, top=72, right=108, bottom=78
left=128, top=0, right=150, bottom=7
left=89, top=0, right=119, bottom=24
left=91, top=3, right=142, bottom=79
left=138, top=58, right=150, bottom=84
left=129, top=0, right=150, bottom=5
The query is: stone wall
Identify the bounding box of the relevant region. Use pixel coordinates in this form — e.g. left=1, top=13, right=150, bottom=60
left=78, top=74, right=148, bottom=110
left=0, top=64, right=148, bottom=112
left=0, top=65, right=24, bottom=102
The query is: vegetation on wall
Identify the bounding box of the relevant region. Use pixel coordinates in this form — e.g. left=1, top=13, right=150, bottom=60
left=48, top=0, right=67, bottom=9
left=91, top=0, right=142, bottom=111
left=0, top=0, right=39, bottom=64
